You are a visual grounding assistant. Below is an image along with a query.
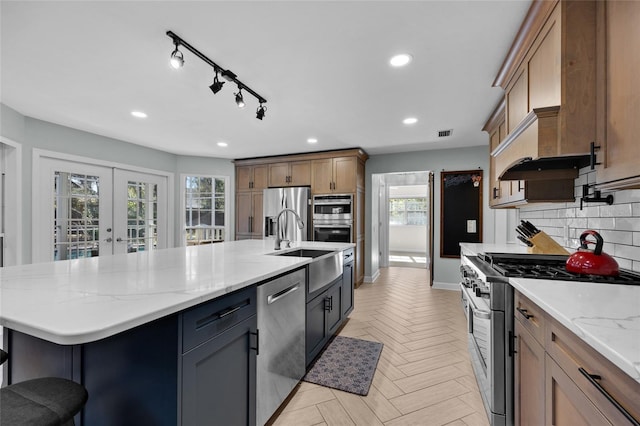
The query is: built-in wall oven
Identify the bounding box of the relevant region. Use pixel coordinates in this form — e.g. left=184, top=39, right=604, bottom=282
left=312, top=194, right=353, bottom=243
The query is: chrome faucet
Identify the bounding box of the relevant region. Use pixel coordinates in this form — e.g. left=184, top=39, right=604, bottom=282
left=274, top=208, right=304, bottom=250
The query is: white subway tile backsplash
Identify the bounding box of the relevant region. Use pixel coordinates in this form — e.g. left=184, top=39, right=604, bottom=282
left=613, top=244, right=640, bottom=261
left=600, top=203, right=633, bottom=217
left=597, top=230, right=633, bottom=245
left=611, top=189, right=640, bottom=204
left=614, top=217, right=640, bottom=232
left=587, top=217, right=616, bottom=230
left=519, top=183, right=640, bottom=266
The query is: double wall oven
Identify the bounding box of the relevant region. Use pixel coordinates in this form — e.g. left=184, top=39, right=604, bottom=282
left=461, top=251, right=640, bottom=426
left=312, top=194, right=352, bottom=243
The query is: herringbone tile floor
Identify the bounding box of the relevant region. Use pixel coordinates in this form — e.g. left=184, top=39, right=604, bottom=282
left=272, top=267, right=489, bottom=426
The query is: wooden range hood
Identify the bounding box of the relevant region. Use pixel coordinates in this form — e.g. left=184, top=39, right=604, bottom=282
left=492, top=106, right=591, bottom=181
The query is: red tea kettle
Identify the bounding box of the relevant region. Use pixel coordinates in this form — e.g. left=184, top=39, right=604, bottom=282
left=566, top=230, right=619, bottom=276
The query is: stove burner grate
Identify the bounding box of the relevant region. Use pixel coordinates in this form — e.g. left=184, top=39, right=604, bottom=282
left=480, top=253, right=640, bottom=285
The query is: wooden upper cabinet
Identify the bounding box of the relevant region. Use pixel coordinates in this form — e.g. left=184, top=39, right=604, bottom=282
left=237, top=165, right=268, bottom=192
left=507, top=67, right=530, bottom=134
left=595, top=0, right=640, bottom=189
left=268, top=161, right=311, bottom=187
left=311, top=157, right=357, bottom=194
left=289, top=161, right=311, bottom=186
left=528, top=13, right=561, bottom=110
left=493, top=0, right=597, bottom=180
left=311, top=158, right=333, bottom=194
left=333, top=157, right=357, bottom=193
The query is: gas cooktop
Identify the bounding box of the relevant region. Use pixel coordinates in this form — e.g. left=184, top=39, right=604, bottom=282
left=478, top=253, right=640, bottom=285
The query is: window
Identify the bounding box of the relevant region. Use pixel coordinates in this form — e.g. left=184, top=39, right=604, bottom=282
left=389, top=197, right=427, bottom=226
left=184, top=176, right=227, bottom=245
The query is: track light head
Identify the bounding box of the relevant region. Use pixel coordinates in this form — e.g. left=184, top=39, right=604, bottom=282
left=235, top=87, right=245, bottom=108
left=209, top=71, right=225, bottom=94
left=256, top=103, right=266, bottom=120
left=170, top=44, right=184, bottom=69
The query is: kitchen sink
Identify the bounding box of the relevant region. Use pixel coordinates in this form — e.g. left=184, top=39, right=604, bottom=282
left=271, top=248, right=343, bottom=299
left=273, top=249, right=335, bottom=258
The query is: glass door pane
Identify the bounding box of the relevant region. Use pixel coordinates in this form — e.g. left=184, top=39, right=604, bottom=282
left=113, top=169, right=167, bottom=255
left=35, top=158, right=113, bottom=263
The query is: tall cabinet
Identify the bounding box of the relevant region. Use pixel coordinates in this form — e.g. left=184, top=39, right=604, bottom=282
left=234, top=148, right=368, bottom=286
left=236, top=165, right=267, bottom=240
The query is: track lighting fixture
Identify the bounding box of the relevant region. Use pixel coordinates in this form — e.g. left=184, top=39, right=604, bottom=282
left=166, top=30, right=267, bottom=118
left=235, top=87, right=245, bottom=108
left=170, top=42, right=184, bottom=69
left=256, top=103, right=266, bottom=120
left=209, top=68, right=225, bottom=94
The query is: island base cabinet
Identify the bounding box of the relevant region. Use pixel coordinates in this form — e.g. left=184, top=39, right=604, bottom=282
left=5, top=315, right=180, bottom=426
left=305, top=278, right=342, bottom=367
left=180, top=315, right=257, bottom=426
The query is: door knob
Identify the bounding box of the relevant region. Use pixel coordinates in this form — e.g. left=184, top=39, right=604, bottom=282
left=116, top=237, right=124, bottom=242
left=104, top=237, right=113, bottom=242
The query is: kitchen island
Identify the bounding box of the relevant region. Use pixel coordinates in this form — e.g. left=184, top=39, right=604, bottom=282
left=0, top=240, right=353, bottom=425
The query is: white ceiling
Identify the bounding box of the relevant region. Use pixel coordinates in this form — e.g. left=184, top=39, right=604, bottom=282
left=0, top=1, right=529, bottom=160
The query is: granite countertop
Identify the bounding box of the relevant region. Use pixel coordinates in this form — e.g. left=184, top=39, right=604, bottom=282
left=0, top=240, right=353, bottom=345
left=460, top=242, right=640, bottom=384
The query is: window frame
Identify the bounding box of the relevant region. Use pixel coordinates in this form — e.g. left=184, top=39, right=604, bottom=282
left=388, top=196, right=428, bottom=226
left=180, top=174, right=230, bottom=246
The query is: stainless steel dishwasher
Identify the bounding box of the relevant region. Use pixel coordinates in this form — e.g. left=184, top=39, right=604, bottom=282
left=256, top=268, right=306, bottom=426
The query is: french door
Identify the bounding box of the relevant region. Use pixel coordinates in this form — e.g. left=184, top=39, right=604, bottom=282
left=34, top=157, right=168, bottom=263
left=112, top=169, right=167, bottom=255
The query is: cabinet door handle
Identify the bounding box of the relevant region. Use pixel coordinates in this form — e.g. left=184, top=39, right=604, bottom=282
left=518, top=180, right=522, bottom=192
left=324, top=297, right=331, bottom=311
left=251, top=329, right=260, bottom=356
left=579, top=367, right=640, bottom=426
left=516, top=307, right=533, bottom=320
left=493, top=187, right=499, bottom=199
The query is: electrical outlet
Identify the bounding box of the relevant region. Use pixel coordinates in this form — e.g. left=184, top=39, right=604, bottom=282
left=467, top=220, right=477, bottom=233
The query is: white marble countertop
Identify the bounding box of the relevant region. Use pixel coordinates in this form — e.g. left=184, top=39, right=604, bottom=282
left=0, top=240, right=353, bottom=345
left=460, top=242, right=640, bottom=384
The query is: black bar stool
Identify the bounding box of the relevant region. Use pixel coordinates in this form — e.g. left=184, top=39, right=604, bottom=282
left=0, top=348, right=88, bottom=426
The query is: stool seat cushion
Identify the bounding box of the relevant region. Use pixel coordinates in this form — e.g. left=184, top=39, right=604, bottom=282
left=1, top=377, right=88, bottom=426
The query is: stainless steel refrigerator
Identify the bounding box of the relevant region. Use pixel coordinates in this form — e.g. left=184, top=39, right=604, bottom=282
left=263, top=187, right=311, bottom=243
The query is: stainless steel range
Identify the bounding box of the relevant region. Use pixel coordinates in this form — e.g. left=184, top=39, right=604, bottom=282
left=461, top=251, right=640, bottom=426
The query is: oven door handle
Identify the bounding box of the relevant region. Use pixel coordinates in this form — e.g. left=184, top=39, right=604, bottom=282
left=464, top=287, right=491, bottom=319
left=471, top=306, right=491, bottom=320
left=313, top=224, right=352, bottom=229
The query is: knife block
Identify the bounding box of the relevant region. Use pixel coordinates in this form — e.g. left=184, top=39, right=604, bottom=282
left=527, top=231, right=570, bottom=255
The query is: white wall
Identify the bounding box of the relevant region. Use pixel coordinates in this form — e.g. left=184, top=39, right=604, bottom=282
left=0, top=103, right=234, bottom=264
left=366, top=146, right=494, bottom=286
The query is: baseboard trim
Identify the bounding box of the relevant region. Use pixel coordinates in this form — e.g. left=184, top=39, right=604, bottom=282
left=432, top=281, right=459, bottom=291
left=364, top=269, right=381, bottom=283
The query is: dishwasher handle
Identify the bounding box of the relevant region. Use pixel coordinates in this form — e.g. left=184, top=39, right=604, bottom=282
left=267, top=284, right=300, bottom=305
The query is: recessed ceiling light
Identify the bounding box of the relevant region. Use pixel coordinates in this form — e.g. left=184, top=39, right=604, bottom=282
left=131, top=111, right=147, bottom=118
left=217, top=142, right=228, bottom=147
left=307, top=138, right=318, bottom=144
left=390, top=54, right=412, bottom=67
left=403, top=117, right=418, bottom=125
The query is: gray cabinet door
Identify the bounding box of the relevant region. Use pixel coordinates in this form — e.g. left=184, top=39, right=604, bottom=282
left=306, top=293, right=329, bottom=366
left=327, top=281, right=343, bottom=337
left=342, top=262, right=354, bottom=317
left=181, top=315, right=257, bottom=426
